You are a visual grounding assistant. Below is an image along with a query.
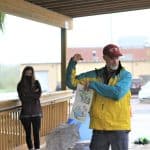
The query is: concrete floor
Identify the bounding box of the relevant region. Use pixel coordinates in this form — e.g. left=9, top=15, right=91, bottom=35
left=129, top=95, right=150, bottom=149
left=43, top=95, right=150, bottom=150
left=71, top=95, right=150, bottom=150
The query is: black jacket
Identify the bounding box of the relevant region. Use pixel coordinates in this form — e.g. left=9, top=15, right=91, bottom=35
left=17, top=80, right=42, bottom=118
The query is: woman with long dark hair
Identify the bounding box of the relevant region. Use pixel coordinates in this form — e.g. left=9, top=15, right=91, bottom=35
left=17, top=66, right=42, bottom=150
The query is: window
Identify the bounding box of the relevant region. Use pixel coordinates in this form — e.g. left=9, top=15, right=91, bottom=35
left=35, top=71, right=50, bottom=92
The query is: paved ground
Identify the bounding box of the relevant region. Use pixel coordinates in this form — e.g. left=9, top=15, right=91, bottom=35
left=129, top=95, right=150, bottom=149
left=72, top=95, right=150, bottom=150
left=44, top=95, right=150, bottom=150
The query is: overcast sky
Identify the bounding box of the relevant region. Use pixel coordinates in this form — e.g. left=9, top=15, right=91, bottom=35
left=0, top=9, right=150, bottom=64
left=0, top=15, right=61, bottom=64
left=67, top=9, right=150, bottom=47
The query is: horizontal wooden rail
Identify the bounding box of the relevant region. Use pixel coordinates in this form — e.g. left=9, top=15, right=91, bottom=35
left=0, top=90, right=73, bottom=150
left=0, top=105, right=21, bottom=113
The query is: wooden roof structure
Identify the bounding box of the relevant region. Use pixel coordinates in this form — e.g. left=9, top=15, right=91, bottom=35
left=1, top=0, right=150, bottom=29
left=25, top=0, right=150, bottom=18
left=0, top=0, right=150, bottom=89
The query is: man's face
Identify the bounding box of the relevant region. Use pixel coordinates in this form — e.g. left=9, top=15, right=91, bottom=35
left=103, top=55, right=120, bottom=70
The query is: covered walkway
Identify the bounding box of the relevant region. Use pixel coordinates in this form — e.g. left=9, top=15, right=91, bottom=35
left=1, top=0, right=150, bottom=149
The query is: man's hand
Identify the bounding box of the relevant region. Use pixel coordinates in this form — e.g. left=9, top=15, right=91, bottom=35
left=72, top=53, right=83, bottom=62
left=84, top=82, right=89, bottom=91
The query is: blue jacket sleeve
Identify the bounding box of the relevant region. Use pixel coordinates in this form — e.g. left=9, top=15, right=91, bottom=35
left=88, top=70, right=132, bottom=100
left=66, top=58, right=77, bottom=90
left=66, top=58, right=97, bottom=90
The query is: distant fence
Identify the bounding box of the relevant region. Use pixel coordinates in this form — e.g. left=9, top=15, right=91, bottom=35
left=0, top=90, right=73, bottom=150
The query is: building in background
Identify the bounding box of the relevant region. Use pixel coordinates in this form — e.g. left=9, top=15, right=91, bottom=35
left=20, top=47, right=150, bottom=92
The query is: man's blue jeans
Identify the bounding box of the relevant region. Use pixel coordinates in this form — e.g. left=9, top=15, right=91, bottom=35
left=90, top=130, right=129, bottom=150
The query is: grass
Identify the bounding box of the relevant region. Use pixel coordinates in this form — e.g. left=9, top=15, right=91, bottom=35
left=0, top=88, right=16, bottom=93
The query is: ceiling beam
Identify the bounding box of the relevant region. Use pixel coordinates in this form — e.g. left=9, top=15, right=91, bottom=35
left=0, top=0, right=73, bottom=29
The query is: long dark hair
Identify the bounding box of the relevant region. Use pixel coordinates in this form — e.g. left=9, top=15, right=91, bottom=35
left=19, top=66, right=36, bottom=89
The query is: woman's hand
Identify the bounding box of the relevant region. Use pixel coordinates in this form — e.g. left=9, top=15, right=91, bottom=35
left=34, top=88, right=39, bottom=92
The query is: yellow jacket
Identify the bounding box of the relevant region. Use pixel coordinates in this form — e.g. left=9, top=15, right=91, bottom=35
left=89, top=77, right=131, bottom=130
left=66, top=59, right=132, bottom=130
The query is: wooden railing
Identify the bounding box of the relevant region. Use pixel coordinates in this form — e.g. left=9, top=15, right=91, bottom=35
left=0, top=90, right=73, bottom=150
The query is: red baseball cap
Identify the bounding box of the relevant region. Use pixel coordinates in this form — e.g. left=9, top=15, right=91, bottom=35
left=103, top=44, right=122, bottom=58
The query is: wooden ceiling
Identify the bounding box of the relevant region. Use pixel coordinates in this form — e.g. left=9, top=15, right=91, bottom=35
left=25, top=0, right=150, bottom=18
left=1, top=0, right=150, bottom=29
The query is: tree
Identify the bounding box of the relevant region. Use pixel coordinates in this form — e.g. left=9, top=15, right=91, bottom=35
left=0, top=12, right=5, bottom=31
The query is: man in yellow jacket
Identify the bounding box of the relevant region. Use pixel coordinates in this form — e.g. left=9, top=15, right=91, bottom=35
left=66, top=44, right=132, bottom=150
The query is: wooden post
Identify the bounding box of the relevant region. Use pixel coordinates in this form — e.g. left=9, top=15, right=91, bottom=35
left=61, top=28, right=67, bottom=90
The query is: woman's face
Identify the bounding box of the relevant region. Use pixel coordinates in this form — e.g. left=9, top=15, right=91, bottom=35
left=25, top=69, right=33, bottom=77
